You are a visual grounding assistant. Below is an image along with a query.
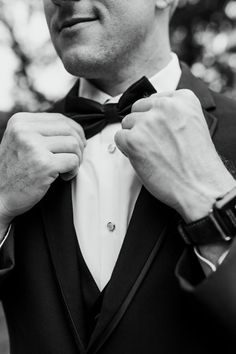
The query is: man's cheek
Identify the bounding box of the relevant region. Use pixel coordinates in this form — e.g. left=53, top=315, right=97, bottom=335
left=43, top=3, right=55, bottom=26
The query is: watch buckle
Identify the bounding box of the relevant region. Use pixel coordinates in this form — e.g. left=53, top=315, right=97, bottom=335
left=208, top=211, right=232, bottom=242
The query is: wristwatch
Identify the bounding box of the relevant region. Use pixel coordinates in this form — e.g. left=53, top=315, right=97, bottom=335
left=178, top=186, right=236, bottom=245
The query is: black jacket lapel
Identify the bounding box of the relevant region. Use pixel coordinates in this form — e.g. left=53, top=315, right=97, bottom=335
left=87, top=63, right=219, bottom=353
left=40, top=178, right=87, bottom=354
left=87, top=188, right=174, bottom=353
left=178, top=63, right=217, bottom=137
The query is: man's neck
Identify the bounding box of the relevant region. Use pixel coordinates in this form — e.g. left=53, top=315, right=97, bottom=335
left=79, top=53, right=181, bottom=104
left=88, top=40, right=172, bottom=97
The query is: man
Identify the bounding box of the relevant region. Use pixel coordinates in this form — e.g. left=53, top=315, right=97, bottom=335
left=0, top=0, right=236, bottom=353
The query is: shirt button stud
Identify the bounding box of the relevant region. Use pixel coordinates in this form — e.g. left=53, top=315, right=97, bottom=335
left=107, top=144, right=116, bottom=154
left=107, top=222, right=116, bottom=232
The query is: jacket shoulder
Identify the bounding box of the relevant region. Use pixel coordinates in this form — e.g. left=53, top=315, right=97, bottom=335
left=211, top=91, right=236, bottom=120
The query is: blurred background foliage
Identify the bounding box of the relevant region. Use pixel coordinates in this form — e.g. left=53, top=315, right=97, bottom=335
left=0, top=0, right=236, bottom=352
left=171, top=0, right=236, bottom=97
left=0, top=0, right=236, bottom=114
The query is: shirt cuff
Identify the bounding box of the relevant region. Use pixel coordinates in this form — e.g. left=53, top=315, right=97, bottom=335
left=0, top=224, right=12, bottom=249
left=194, top=247, right=229, bottom=273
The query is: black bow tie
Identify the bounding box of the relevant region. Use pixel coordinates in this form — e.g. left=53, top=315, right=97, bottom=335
left=64, top=76, right=157, bottom=139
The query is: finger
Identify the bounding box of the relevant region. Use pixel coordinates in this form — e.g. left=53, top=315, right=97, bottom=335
left=44, top=136, right=84, bottom=156
left=53, top=153, right=80, bottom=175
left=14, top=112, right=74, bottom=125
left=11, top=113, right=87, bottom=147
left=10, top=112, right=64, bottom=122
left=29, top=121, right=82, bottom=142
left=60, top=170, right=78, bottom=181
left=65, top=118, right=86, bottom=146
left=122, top=112, right=149, bottom=129
left=44, top=114, right=87, bottom=146
left=122, top=114, right=136, bottom=130
left=151, top=91, right=175, bottom=98
left=132, top=91, right=175, bottom=113
left=114, top=129, right=131, bottom=157
left=132, top=98, right=152, bottom=113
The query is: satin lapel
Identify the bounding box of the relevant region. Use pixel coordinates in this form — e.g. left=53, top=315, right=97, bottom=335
left=40, top=178, right=86, bottom=354
left=87, top=188, right=174, bottom=353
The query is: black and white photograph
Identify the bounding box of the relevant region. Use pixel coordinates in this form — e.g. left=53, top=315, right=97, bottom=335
left=1, top=0, right=236, bottom=353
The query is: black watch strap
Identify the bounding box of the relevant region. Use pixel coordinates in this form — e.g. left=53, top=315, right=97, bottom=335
left=178, top=213, right=232, bottom=246
left=178, top=187, right=236, bottom=246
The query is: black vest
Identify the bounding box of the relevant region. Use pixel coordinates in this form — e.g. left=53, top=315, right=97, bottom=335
left=77, top=244, right=107, bottom=347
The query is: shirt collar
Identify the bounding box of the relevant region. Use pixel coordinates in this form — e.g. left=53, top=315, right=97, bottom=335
left=79, top=52, right=181, bottom=104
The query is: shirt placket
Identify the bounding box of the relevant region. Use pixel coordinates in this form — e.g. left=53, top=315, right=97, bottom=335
left=98, top=124, right=121, bottom=288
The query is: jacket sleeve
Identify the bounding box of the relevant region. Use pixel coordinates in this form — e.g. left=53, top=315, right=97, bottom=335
left=176, top=238, right=236, bottom=335
left=0, top=225, right=15, bottom=297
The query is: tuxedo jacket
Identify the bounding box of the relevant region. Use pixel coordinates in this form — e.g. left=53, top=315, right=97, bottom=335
left=1, top=64, right=236, bottom=354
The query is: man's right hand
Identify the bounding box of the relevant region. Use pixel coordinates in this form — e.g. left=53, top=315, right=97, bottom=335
left=0, top=112, right=86, bottom=237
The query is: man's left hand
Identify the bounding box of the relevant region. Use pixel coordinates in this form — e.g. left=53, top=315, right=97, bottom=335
left=115, top=90, right=236, bottom=222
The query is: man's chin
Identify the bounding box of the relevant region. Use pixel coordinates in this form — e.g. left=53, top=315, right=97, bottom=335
left=60, top=51, right=111, bottom=79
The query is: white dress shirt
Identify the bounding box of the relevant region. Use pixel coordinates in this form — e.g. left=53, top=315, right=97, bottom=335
left=72, top=53, right=182, bottom=291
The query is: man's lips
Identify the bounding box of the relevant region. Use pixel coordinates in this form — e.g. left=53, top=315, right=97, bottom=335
left=59, top=17, right=97, bottom=32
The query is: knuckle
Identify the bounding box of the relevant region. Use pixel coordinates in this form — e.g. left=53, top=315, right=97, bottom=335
left=121, top=115, right=129, bottom=128
left=141, top=117, right=156, bottom=136
left=131, top=100, right=141, bottom=112
left=57, top=121, right=71, bottom=134
left=131, top=101, right=138, bottom=112
left=184, top=89, right=194, bottom=96
left=35, top=154, right=50, bottom=169
left=10, top=127, right=37, bottom=151
left=114, top=131, right=121, bottom=148
left=149, top=100, right=166, bottom=122
left=179, top=89, right=201, bottom=107
left=150, top=93, right=159, bottom=100
left=52, top=113, right=66, bottom=121
left=66, top=124, right=76, bottom=137
left=71, top=155, right=80, bottom=169
left=57, top=114, right=65, bottom=120
left=48, top=156, right=59, bottom=174
left=145, top=114, right=156, bottom=128
left=7, top=115, right=29, bottom=138
left=179, top=89, right=195, bottom=100
left=114, top=130, right=122, bottom=143
left=28, top=154, right=52, bottom=178
left=158, top=96, right=169, bottom=108
left=76, top=123, right=84, bottom=135
left=151, top=96, right=168, bottom=111
left=150, top=97, right=160, bottom=109
left=10, top=125, right=27, bottom=143
left=70, top=136, right=80, bottom=150
left=7, top=116, right=21, bottom=133
left=8, top=113, right=23, bottom=125
left=164, top=98, right=175, bottom=112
